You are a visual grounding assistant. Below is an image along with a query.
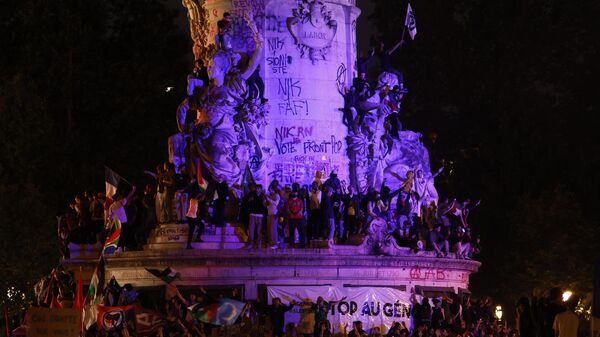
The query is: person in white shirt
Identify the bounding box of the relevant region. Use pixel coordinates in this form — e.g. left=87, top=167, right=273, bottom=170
left=108, top=185, right=136, bottom=250
left=266, top=186, right=281, bottom=248
left=553, top=299, right=579, bottom=337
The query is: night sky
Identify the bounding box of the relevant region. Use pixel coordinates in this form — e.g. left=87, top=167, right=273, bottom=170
left=0, top=0, right=598, bottom=313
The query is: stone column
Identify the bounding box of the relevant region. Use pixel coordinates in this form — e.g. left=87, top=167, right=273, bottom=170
left=196, top=0, right=361, bottom=185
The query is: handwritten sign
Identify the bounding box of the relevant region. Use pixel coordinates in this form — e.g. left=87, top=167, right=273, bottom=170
left=28, top=307, right=80, bottom=337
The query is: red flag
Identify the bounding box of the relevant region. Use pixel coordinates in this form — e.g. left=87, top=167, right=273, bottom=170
left=49, top=287, right=61, bottom=309
left=74, top=270, right=84, bottom=310
left=196, top=159, right=208, bottom=190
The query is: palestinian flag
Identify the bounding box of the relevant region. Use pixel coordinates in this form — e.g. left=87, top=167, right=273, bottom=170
left=145, top=267, right=181, bottom=284
left=86, top=256, right=105, bottom=304
left=103, top=217, right=122, bottom=255
left=188, top=298, right=246, bottom=326
left=83, top=257, right=104, bottom=329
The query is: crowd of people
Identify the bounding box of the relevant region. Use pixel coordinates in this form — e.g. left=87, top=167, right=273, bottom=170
left=24, top=270, right=582, bottom=337
left=56, top=162, right=482, bottom=260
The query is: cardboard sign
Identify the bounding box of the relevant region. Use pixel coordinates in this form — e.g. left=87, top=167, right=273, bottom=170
left=28, top=307, right=80, bottom=337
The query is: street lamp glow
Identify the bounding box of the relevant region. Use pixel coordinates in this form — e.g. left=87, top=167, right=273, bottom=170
left=495, top=305, right=503, bottom=320
left=562, top=291, right=573, bottom=302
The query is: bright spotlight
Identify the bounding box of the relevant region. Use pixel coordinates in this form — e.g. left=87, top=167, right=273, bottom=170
left=562, top=291, right=572, bottom=302
left=495, top=305, right=503, bottom=320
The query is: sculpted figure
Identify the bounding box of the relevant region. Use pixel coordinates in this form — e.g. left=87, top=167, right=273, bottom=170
left=194, top=12, right=269, bottom=183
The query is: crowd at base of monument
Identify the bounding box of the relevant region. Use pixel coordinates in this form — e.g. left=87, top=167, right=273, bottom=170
left=17, top=269, right=580, bottom=337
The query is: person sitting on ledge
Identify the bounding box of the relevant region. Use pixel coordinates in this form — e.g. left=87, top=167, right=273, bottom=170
left=429, top=223, right=449, bottom=258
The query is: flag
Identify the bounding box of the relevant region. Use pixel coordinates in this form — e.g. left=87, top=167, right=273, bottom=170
left=188, top=298, right=246, bottom=326
left=96, top=304, right=136, bottom=332
left=84, top=256, right=105, bottom=330
left=241, top=164, right=255, bottom=195
left=86, top=256, right=105, bottom=305
left=49, top=287, right=61, bottom=309
left=74, top=270, right=84, bottom=310
left=105, top=166, right=121, bottom=201
left=197, top=159, right=208, bottom=191
left=135, top=306, right=165, bottom=336
left=405, top=3, right=417, bottom=40
left=145, top=267, right=181, bottom=284
left=103, top=217, right=122, bottom=255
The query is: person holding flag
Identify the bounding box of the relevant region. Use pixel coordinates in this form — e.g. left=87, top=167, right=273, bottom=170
left=107, top=185, right=136, bottom=252
left=376, top=2, right=417, bottom=85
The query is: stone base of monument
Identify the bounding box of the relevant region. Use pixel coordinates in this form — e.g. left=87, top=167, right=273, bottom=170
left=308, top=239, right=332, bottom=249
left=68, top=243, right=101, bottom=260
left=144, top=223, right=247, bottom=251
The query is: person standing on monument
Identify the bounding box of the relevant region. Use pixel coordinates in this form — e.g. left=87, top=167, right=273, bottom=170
left=174, top=164, right=189, bottom=224
left=342, top=185, right=359, bottom=242
left=320, top=186, right=335, bottom=244
left=308, top=182, right=322, bottom=242
left=211, top=174, right=229, bottom=227
left=244, top=184, right=266, bottom=248
left=377, top=40, right=404, bottom=83
left=266, top=186, right=281, bottom=248
left=286, top=183, right=307, bottom=247
left=161, top=162, right=176, bottom=223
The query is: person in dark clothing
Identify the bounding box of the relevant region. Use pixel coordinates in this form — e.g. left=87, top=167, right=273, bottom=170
left=432, top=298, right=445, bottom=329
left=352, top=73, right=371, bottom=100
left=348, top=320, right=368, bottom=337
left=211, top=174, right=229, bottom=227
left=260, top=298, right=296, bottom=337
left=377, top=40, right=405, bottom=83
left=516, top=297, right=535, bottom=337
left=192, top=59, right=209, bottom=86
left=338, top=86, right=359, bottom=127
left=246, top=65, right=268, bottom=103
left=544, top=288, right=566, bottom=337
left=185, top=178, right=207, bottom=249
left=320, top=187, right=336, bottom=242
left=135, top=184, right=157, bottom=246
left=323, top=172, right=341, bottom=192
left=244, top=184, right=267, bottom=248
left=356, top=49, right=375, bottom=77
left=342, top=185, right=360, bottom=242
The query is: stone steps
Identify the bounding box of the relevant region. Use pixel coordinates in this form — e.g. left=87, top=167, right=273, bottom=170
left=144, top=222, right=247, bottom=250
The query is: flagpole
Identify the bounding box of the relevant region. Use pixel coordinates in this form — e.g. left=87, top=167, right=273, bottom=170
left=400, top=2, right=409, bottom=47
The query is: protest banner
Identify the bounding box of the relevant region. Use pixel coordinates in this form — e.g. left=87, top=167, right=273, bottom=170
left=28, top=307, right=80, bottom=337
left=267, top=286, right=415, bottom=333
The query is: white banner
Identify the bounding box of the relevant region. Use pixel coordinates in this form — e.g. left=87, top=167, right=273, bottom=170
left=267, top=286, right=415, bottom=334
